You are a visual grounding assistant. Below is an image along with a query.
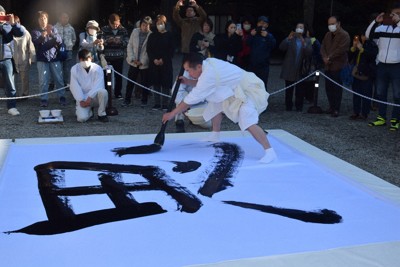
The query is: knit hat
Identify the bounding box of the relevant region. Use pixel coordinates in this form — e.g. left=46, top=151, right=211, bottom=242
left=257, top=16, right=269, bottom=24
left=86, top=20, right=100, bottom=31
left=0, top=5, right=5, bottom=13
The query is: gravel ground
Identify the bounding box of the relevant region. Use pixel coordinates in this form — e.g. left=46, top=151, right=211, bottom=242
left=1, top=54, right=399, bottom=187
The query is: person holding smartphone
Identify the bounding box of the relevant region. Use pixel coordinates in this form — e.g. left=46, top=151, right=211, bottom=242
left=214, top=20, right=242, bottom=65
left=79, top=20, right=104, bottom=65
left=173, top=0, right=207, bottom=54
left=0, top=5, right=24, bottom=116
left=246, top=16, right=276, bottom=91
left=189, top=17, right=215, bottom=58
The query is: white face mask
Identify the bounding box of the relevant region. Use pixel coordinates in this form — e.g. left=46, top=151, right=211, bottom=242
left=88, top=28, right=97, bottom=36
left=243, top=24, right=251, bottom=31
left=295, top=28, right=304, bottom=34
left=328, top=24, right=337, bottom=32
left=80, top=61, right=91, bottom=69
left=157, top=24, right=165, bottom=32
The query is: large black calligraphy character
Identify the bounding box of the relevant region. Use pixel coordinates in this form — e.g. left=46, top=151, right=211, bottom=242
left=6, top=162, right=202, bottom=235
left=4, top=141, right=342, bottom=236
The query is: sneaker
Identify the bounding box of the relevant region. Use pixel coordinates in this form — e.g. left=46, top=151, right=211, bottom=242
left=114, top=94, right=123, bottom=100
left=390, top=119, right=399, bottom=131
left=176, top=120, right=185, bottom=133
left=121, top=100, right=132, bottom=107
left=59, top=96, right=67, bottom=106
left=152, top=104, right=161, bottom=110
left=368, top=115, right=386, bottom=126
left=40, top=100, right=48, bottom=107
left=162, top=105, right=168, bottom=111
left=98, top=115, right=109, bottom=122
left=8, top=108, right=20, bottom=116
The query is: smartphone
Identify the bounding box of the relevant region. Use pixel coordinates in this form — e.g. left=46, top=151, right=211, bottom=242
left=236, top=23, right=242, bottom=31
left=0, top=15, right=10, bottom=21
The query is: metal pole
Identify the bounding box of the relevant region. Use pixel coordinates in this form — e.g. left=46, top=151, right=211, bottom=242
left=307, top=71, right=323, bottom=114
left=106, top=68, right=118, bottom=116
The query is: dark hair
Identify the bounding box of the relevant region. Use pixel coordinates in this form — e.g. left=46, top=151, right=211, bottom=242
left=224, top=20, right=236, bottom=32
left=297, top=22, right=308, bottom=38
left=202, top=17, right=213, bottom=32
left=241, top=15, right=255, bottom=26
left=78, top=49, right=92, bottom=60
left=183, top=52, right=204, bottom=68
left=109, top=13, right=120, bottom=22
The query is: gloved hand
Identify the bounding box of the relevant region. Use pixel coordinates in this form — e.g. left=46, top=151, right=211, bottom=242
left=200, top=131, right=220, bottom=142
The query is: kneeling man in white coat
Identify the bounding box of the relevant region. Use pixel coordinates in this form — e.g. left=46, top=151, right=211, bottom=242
left=70, top=49, right=109, bottom=122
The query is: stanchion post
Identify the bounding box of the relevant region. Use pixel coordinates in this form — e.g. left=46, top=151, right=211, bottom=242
left=307, top=71, right=323, bottom=114
left=105, top=67, right=118, bottom=116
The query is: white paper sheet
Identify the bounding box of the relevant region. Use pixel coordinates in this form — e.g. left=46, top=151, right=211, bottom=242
left=1, top=131, right=400, bottom=267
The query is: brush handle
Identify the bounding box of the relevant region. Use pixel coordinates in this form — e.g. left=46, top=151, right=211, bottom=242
left=153, top=65, right=185, bottom=146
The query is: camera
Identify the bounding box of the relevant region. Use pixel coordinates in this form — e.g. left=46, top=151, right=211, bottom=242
left=0, top=15, right=10, bottom=21
left=97, top=33, right=103, bottom=40
left=256, top=26, right=265, bottom=35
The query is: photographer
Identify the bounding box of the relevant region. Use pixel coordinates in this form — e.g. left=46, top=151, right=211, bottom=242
left=79, top=20, right=104, bottom=65
left=0, top=5, right=24, bottom=116
left=173, top=0, right=207, bottom=54
left=31, top=11, right=66, bottom=107
left=246, top=16, right=276, bottom=91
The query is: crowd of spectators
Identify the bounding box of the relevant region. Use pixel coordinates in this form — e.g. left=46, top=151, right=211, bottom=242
left=0, top=1, right=399, bottom=132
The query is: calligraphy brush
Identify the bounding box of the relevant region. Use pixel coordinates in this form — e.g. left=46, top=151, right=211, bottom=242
left=112, top=66, right=185, bottom=156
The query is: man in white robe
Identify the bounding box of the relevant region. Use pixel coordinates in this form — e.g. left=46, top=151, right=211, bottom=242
left=162, top=53, right=277, bottom=163
left=70, top=49, right=109, bottom=122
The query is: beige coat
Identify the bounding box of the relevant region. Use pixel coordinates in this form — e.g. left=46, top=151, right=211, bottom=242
left=126, top=28, right=151, bottom=69
left=13, top=25, right=36, bottom=68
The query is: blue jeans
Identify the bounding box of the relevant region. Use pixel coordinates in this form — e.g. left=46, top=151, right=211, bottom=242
left=37, top=61, right=65, bottom=101
left=62, top=50, right=74, bottom=84
left=375, top=62, right=400, bottom=120
left=0, top=59, right=17, bottom=109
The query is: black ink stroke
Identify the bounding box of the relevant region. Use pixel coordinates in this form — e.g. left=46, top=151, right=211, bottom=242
left=112, top=144, right=162, bottom=156
left=223, top=201, right=342, bottom=224
left=170, top=161, right=201, bottom=173
left=198, top=142, right=244, bottom=197
left=6, top=161, right=202, bottom=235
